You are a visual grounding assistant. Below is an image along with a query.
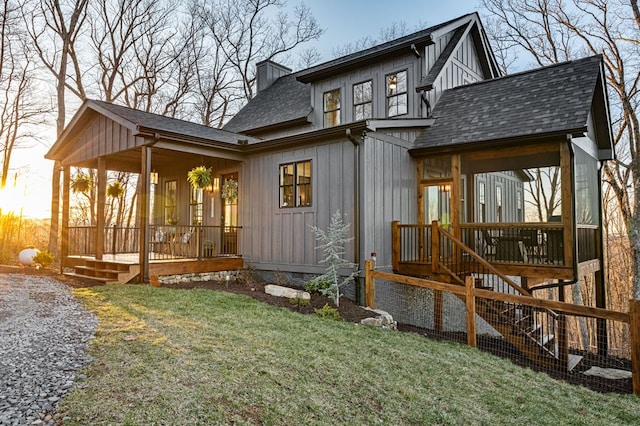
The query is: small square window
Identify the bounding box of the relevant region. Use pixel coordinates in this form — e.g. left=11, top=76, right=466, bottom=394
left=323, top=89, right=341, bottom=127
left=280, top=160, right=312, bottom=208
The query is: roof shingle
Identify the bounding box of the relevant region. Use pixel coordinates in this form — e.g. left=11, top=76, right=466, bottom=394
left=412, top=55, right=603, bottom=151
left=222, top=74, right=311, bottom=134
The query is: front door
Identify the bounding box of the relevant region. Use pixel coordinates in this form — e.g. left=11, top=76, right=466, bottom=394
left=221, top=172, right=238, bottom=254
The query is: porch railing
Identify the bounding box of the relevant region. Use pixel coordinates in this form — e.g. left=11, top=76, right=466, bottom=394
left=67, top=224, right=242, bottom=259
left=149, top=224, right=242, bottom=260
left=393, top=222, right=584, bottom=271
left=459, top=223, right=567, bottom=266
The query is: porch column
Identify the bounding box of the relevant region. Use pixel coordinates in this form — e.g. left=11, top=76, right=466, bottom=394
left=596, top=165, right=608, bottom=355
left=138, top=146, right=151, bottom=282
left=451, top=154, right=461, bottom=239
left=560, top=140, right=575, bottom=268
left=60, top=166, right=71, bottom=272
left=95, top=157, right=106, bottom=260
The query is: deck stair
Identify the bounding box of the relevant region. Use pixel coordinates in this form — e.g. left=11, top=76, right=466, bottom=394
left=433, top=226, right=582, bottom=371
left=66, top=258, right=140, bottom=284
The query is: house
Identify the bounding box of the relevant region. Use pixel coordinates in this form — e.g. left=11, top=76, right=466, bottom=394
left=46, top=12, right=613, bottom=367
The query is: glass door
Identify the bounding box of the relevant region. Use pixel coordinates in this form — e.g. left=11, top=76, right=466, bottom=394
left=220, top=172, right=238, bottom=254
left=422, top=183, right=451, bottom=227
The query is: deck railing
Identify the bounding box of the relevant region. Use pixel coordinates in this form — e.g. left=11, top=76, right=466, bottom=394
left=393, top=222, right=579, bottom=270
left=149, top=224, right=242, bottom=260
left=67, top=224, right=242, bottom=259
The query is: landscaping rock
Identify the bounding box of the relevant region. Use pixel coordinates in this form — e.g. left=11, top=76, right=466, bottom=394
left=264, top=284, right=311, bottom=300
left=583, top=366, right=632, bottom=380
left=361, top=308, right=397, bottom=330
left=0, top=274, right=97, bottom=425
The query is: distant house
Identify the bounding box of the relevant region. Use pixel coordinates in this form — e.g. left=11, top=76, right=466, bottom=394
left=46, top=12, right=612, bottom=302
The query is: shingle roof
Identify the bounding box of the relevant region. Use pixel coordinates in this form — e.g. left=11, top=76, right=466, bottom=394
left=295, top=14, right=475, bottom=83
left=222, top=74, right=311, bottom=134
left=412, top=55, right=605, bottom=152
left=91, top=100, right=250, bottom=144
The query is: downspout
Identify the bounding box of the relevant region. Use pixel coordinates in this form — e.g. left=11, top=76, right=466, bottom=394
left=346, top=128, right=362, bottom=303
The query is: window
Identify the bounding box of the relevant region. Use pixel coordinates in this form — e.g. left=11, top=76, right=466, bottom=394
left=353, top=80, right=372, bottom=120
left=496, top=185, right=503, bottom=222
left=190, top=187, right=203, bottom=225
left=516, top=190, right=523, bottom=222
left=323, top=89, right=341, bottom=127
left=280, top=160, right=312, bottom=208
left=386, top=70, right=407, bottom=117
left=478, top=181, right=486, bottom=222
left=164, top=180, right=177, bottom=224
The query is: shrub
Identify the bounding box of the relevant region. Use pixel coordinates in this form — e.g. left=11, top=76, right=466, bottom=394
left=314, top=303, right=341, bottom=321
left=308, top=210, right=359, bottom=307
left=33, top=250, right=55, bottom=267
left=289, top=297, right=310, bottom=310
left=304, top=277, right=332, bottom=293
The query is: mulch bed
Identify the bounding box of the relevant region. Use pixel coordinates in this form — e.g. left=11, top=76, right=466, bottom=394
left=1, top=265, right=633, bottom=394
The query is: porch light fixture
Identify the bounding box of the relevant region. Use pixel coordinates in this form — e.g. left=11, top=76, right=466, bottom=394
left=150, top=171, right=159, bottom=185
left=213, top=177, right=220, bottom=192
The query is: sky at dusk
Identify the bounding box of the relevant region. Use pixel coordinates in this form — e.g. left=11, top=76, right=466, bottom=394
left=303, top=0, right=480, bottom=62
left=9, top=1, right=482, bottom=219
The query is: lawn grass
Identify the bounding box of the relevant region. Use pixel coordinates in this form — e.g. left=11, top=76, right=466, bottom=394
left=60, top=284, right=640, bottom=425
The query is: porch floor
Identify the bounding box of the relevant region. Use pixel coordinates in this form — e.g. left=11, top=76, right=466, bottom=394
left=67, top=253, right=244, bottom=283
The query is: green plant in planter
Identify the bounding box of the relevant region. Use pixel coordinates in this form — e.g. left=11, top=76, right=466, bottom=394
left=222, top=178, right=238, bottom=202
left=106, top=181, right=125, bottom=198
left=187, top=166, right=213, bottom=189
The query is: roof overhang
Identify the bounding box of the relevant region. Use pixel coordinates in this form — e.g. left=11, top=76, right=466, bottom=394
left=409, top=129, right=585, bottom=158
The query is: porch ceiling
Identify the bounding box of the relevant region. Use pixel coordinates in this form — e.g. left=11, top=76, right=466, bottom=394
left=71, top=146, right=241, bottom=174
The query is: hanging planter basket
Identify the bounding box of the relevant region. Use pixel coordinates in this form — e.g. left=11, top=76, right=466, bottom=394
left=222, top=178, right=238, bottom=202
left=71, top=174, right=92, bottom=194
left=187, top=166, right=213, bottom=189
left=106, top=182, right=125, bottom=198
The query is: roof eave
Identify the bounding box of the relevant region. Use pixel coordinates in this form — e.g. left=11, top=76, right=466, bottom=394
left=296, top=37, right=433, bottom=83
left=409, top=128, right=586, bottom=157
left=232, top=113, right=313, bottom=137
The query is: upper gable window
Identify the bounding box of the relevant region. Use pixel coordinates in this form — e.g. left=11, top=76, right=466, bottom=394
left=386, top=70, right=407, bottom=117
left=323, top=89, right=341, bottom=127
left=353, top=80, right=372, bottom=120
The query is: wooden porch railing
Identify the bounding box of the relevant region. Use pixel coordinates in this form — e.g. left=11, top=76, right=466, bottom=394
left=392, top=221, right=600, bottom=270
left=67, top=224, right=242, bottom=259
left=149, top=224, right=242, bottom=259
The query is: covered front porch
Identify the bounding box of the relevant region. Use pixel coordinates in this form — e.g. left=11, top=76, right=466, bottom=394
left=46, top=100, right=254, bottom=283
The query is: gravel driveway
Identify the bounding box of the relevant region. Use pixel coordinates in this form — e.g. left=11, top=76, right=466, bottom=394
left=0, top=274, right=97, bottom=425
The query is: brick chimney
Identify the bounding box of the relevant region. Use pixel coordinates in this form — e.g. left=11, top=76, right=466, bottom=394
left=256, top=60, right=292, bottom=93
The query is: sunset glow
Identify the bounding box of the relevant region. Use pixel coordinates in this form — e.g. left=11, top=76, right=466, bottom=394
left=0, top=174, right=51, bottom=219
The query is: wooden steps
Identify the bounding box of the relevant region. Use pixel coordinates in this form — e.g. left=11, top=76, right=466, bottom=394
left=66, top=259, right=140, bottom=284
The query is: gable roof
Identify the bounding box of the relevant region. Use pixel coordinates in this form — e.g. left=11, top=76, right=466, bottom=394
left=47, top=99, right=258, bottom=160
left=295, top=13, right=477, bottom=83
left=222, top=74, right=311, bottom=134
left=411, top=55, right=613, bottom=158
left=223, top=13, right=496, bottom=135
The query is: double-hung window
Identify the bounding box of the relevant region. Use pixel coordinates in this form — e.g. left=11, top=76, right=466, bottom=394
left=323, top=89, right=341, bottom=127
left=353, top=80, right=372, bottom=120
left=279, top=160, right=312, bottom=208
left=386, top=70, right=407, bottom=117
